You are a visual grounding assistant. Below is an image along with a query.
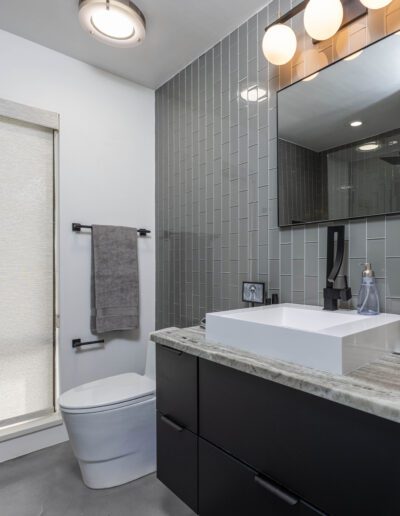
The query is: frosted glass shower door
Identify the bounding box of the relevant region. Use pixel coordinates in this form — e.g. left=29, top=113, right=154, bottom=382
left=0, top=115, right=54, bottom=427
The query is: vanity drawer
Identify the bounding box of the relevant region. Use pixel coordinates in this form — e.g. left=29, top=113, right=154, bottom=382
left=157, top=411, right=198, bottom=513
left=199, top=438, right=324, bottom=516
left=199, top=358, right=400, bottom=516
left=156, top=343, right=198, bottom=433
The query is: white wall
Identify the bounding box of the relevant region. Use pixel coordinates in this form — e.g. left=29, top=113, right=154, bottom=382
left=0, top=30, right=155, bottom=461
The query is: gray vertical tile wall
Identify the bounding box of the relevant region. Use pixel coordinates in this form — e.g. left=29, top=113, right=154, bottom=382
left=155, top=0, right=400, bottom=329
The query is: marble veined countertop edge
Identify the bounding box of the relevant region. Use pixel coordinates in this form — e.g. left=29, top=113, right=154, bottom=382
left=150, top=326, right=400, bottom=424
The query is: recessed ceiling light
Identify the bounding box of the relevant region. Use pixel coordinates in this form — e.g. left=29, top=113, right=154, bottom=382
left=357, top=142, right=380, bottom=152
left=344, top=50, right=363, bottom=61
left=303, top=72, right=319, bottom=82
left=240, top=86, right=267, bottom=102
left=79, top=0, right=146, bottom=48
left=388, top=140, right=398, bottom=146
left=350, top=121, right=363, bottom=127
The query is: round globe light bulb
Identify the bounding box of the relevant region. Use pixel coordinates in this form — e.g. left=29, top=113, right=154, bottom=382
left=262, top=24, right=297, bottom=66
left=359, top=0, right=392, bottom=9
left=304, top=0, right=343, bottom=41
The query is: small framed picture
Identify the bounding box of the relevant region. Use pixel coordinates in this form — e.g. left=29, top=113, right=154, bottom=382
left=242, top=281, right=265, bottom=304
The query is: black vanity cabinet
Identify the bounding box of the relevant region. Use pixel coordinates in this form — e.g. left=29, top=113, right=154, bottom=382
left=156, top=344, right=400, bottom=515
left=156, top=344, right=198, bottom=512
left=199, top=439, right=322, bottom=516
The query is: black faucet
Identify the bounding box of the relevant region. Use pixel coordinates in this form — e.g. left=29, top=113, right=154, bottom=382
left=323, top=226, right=352, bottom=311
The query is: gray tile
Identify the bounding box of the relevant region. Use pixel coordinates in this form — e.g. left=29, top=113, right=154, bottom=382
left=387, top=258, right=400, bottom=298
left=318, top=224, right=327, bottom=259
left=293, top=259, right=305, bottom=291
left=305, top=276, right=318, bottom=305
left=305, top=225, right=318, bottom=242
left=376, top=278, right=386, bottom=312
left=269, top=259, right=280, bottom=289
left=386, top=298, right=400, bottom=315
left=269, top=228, right=279, bottom=259
left=386, top=214, right=400, bottom=257
left=281, top=243, right=292, bottom=275
left=305, top=242, right=318, bottom=277
left=349, top=258, right=364, bottom=295
left=349, top=219, right=367, bottom=258
left=293, top=227, right=305, bottom=259
left=155, top=0, right=400, bottom=326
left=293, top=291, right=305, bottom=304
left=259, top=245, right=268, bottom=275
left=280, top=227, right=292, bottom=244
left=269, top=198, right=278, bottom=228
left=367, top=239, right=386, bottom=278
left=367, top=217, right=386, bottom=240
left=281, top=275, right=292, bottom=302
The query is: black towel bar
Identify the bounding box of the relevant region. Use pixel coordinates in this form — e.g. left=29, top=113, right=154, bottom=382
left=72, top=222, right=150, bottom=237
left=72, top=338, right=105, bottom=348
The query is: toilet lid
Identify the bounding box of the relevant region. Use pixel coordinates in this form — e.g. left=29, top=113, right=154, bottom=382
left=59, top=373, right=155, bottom=411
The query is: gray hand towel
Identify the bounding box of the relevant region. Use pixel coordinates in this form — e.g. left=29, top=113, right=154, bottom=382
left=91, top=225, right=139, bottom=334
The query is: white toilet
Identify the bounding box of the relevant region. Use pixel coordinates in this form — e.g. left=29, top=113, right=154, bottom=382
left=59, top=343, right=156, bottom=489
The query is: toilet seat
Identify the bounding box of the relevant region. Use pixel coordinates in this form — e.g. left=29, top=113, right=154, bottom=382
left=59, top=373, right=155, bottom=414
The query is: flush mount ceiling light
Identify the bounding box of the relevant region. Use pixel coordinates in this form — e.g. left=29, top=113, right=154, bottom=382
left=350, top=120, right=363, bottom=127
left=359, top=0, right=392, bottom=8
left=79, top=0, right=146, bottom=48
left=357, top=142, right=380, bottom=151
left=240, top=86, right=268, bottom=102
left=262, top=24, right=297, bottom=65
left=304, top=0, right=343, bottom=41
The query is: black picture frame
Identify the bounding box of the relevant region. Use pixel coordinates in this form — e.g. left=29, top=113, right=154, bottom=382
left=242, top=282, right=265, bottom=305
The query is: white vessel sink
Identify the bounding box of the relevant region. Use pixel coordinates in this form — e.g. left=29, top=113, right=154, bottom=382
left=206, top=304, right=400, bottom=374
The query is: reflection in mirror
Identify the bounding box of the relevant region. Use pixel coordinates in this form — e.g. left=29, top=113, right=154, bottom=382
left=278, top=34, right=400, bottom=227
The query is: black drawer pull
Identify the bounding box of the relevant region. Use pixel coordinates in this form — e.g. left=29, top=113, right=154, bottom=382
left=161, top=415, right=184, bottom=432
left=254, top=475, right=299, bottom=506
left=161, top=344, right=182, bottom=355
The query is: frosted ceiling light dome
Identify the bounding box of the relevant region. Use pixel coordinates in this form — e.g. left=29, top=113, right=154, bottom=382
left=79, top=0, right=146, bottom=48
left=262, top=24, right=297, bottom=66
left=304, top=0, right=343, bottom=41
left=359, top=0, right=392, bottom=9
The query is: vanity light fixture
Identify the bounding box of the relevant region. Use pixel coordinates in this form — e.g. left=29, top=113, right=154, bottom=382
left=78, top=0, right=146, bottom=48
left=240, top=86, right=268, bottom=102
left=350, top=120, right=363, bottom=127
left=344, top=50, right=363, bottom=61
left=359, top=0, right=392, bottom=8
left=262, top=24, right=297, bottom=65
left=262, top=0, right=394, bottom=66
left=357, top=141, right=380, bottom=151
left=304, top=0, right=343, bottom=41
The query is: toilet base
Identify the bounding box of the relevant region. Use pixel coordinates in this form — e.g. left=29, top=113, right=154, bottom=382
left=79, top=446, right=156, bottom=489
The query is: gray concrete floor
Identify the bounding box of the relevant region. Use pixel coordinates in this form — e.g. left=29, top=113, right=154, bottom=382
left=0, top=442, right=195, bottom=516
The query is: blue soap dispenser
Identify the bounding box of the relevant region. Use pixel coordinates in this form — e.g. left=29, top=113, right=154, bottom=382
left=357, top=263, right=380, bottom=315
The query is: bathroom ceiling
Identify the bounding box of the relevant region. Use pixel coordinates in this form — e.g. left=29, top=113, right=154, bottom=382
left=0, top=0, right=271, bottom=89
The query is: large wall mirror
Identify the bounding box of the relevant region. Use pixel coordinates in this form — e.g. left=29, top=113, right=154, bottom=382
left=278, top=34, right=400, bottom=227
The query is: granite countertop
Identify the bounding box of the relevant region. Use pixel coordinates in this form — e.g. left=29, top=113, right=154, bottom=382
left=151, top=326, right=400, bottom=424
